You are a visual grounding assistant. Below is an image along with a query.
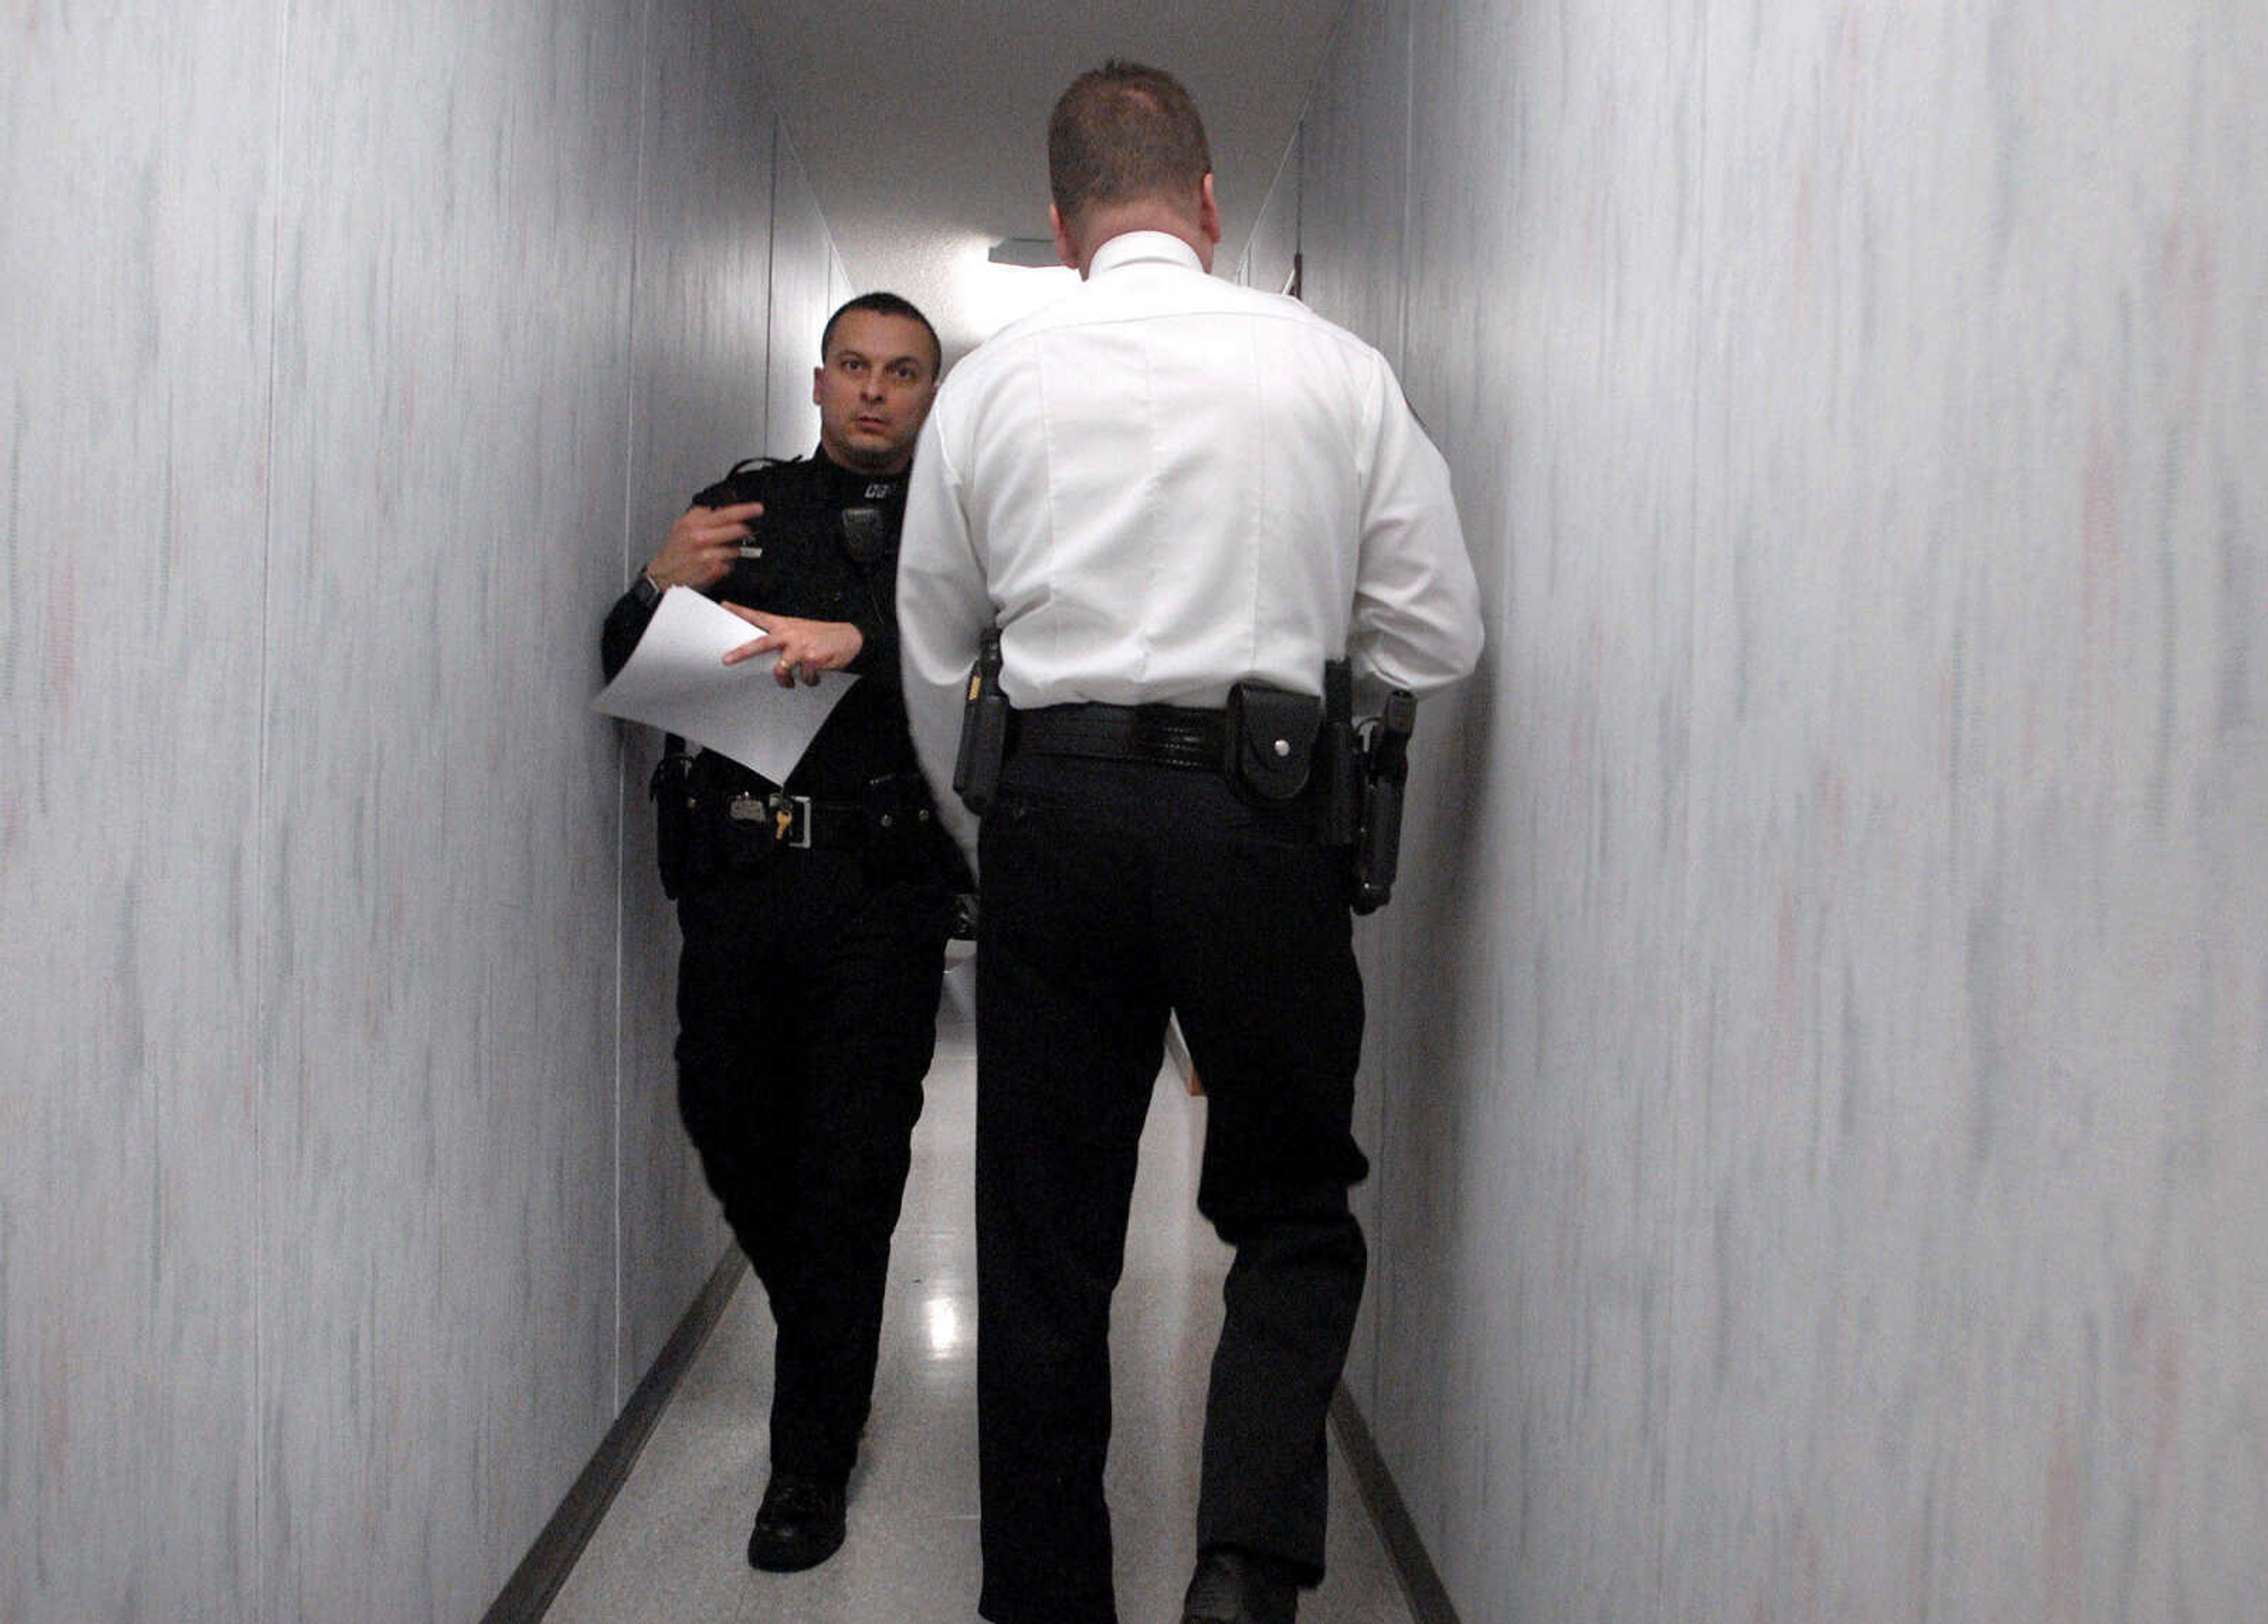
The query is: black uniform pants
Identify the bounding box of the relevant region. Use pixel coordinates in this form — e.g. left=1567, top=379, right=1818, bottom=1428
left=973, top=754, right=1370, bottom=1624
left=674, top=845, right=953, bottom=1485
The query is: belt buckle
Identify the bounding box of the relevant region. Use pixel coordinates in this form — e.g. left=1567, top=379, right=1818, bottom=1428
left=768, top=792, right=814, bottom=849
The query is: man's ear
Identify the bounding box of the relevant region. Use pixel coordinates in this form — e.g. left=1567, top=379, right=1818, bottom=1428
left=1197, top=174, right=1222, bottom=247
left=812, top=364, right=825, bottom=406
left=1050, top=203, right=1081, bottom=272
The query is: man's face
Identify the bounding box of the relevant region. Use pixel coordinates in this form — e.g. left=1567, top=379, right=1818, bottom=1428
left=812, top=311, right=939, bottom=474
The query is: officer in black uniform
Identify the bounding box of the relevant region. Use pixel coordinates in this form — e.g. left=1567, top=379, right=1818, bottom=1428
left=599, top=292, right=958, bottom=1574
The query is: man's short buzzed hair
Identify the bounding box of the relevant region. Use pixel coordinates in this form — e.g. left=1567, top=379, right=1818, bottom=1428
left=1047, top=60, right=1213, bottom=230
left=821, top=291, right=941, bottom=376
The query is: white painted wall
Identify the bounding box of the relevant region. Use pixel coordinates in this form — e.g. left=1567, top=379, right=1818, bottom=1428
left=0, top=0, right=840, bottom=1617
left=1266, top=1, right=2268, bottom=1618
left=765, top=125, right=832, bottom=461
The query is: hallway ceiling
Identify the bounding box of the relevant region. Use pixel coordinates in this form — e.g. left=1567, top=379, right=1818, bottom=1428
left=739, top=0, right=1345, bottom=365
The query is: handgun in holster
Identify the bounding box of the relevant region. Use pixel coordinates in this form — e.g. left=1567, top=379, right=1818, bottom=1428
left=649, top=733, right=697, bottom=899
left=1351, top=689, right=1417, bottom=915
left=953, top=630, right=1009, bottom=816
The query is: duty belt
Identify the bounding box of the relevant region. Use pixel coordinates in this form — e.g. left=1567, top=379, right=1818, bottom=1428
left=726, top=788, right=928, bottom=849
left=1012, top=703, right=1226, bottom=771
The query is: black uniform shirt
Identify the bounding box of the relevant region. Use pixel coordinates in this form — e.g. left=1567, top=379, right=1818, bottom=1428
left=601, top=448, right=924, bottom=803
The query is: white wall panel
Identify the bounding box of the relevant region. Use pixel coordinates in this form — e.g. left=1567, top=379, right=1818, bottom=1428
left=612, top=0, right=778, bottom=1393
left=1392, top=2, right=1703, bottom=1616
left=1673, top=4, right=2268, bottom=1619
left=256, top=3, right=643, bottom=1615
left=1298, top=0, right=1411, bottom=367
left=1240, top=127, right=1302, bottom=295
left=1295, top=0, right=1415, bottom=1429
left=0, top=3, right=277, bottom=1617
left=1279, top=0, right=2268, bottom=1619
left=765, top=128, right=832, bottom=459
left=2, top=0, right=846, bottom=1616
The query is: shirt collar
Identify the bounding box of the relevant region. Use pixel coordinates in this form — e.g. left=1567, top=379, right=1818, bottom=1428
left=1087, top=230, right=1204, bottom=279
left=812, top=445, right=907, bottom=499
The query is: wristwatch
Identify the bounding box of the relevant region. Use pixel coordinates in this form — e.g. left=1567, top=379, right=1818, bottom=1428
left=630, top=569, right=664, bottom=608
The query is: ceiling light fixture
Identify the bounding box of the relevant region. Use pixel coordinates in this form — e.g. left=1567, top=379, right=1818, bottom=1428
left=987, top=237, right=1060, bottom=269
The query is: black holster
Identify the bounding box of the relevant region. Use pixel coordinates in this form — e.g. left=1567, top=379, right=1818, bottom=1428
left=1351, top=689, right=1417, bottom=915
left=649, top=735, right=697, bottom=899
left=1319, top=662, right=1361, bottom=846
left=953, top=631, right=1009, bottom=816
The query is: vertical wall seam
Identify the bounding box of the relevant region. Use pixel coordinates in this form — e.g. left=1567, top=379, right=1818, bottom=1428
left=614, top=0, right=660, bottom=1420
left=761, top=120, right=783, bottom=452
left=1664, top=0, right=1713, bottom=1605
left=1291, top=64, right=1314, bottom=293
left=1396, top=0, right=1416, bottom=375
left=253, top=4, right=296, bottom=1619
left=1373, top=0, right=1420, bottom=1407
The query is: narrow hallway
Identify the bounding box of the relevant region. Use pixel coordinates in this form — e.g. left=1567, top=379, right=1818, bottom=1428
left=543, top=973, right=1422, bottom=1623
left=10, top=1, right=2267, bottom=1619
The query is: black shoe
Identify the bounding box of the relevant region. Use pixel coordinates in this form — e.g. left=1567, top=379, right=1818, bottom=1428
left=1181, top=1546, right=1299, bottom=1624
left=746, top=1472, right=847, bottom=1572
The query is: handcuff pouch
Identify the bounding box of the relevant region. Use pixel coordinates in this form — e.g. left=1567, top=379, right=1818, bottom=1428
left=1222, top=681, right=1322, bottom=803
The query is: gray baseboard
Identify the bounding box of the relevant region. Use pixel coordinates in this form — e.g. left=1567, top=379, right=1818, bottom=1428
left=1329, top=1385, right=1464, bottom=1624
left=482, top=1248, right=747, bottom=1624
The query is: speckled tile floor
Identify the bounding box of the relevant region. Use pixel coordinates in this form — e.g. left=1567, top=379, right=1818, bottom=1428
left=545, top=962, right=1418, bottom=1623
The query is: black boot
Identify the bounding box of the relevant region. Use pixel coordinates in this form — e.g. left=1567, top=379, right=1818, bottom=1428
left=745, top=1472, right=847, bottom=1572
left=1181, top=1546, right=1299, bottom=1624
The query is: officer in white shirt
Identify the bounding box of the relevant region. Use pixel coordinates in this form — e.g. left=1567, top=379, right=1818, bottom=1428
left=897, top=61, right=1483, bottom=1624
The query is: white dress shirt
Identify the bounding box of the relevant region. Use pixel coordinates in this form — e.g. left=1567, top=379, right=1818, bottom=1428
left=897, top=229, right=1484, bottom=859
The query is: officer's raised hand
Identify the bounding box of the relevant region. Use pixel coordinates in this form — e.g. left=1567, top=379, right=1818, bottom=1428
left=719, top=605, right=863, bottom=688
left=645, top=500, right=764, bottom=591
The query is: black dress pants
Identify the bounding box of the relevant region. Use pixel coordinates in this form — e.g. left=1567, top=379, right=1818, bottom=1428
left=974, top=754, right=1369, bottom=1624
left=674, top=846, right=953, bottom=1484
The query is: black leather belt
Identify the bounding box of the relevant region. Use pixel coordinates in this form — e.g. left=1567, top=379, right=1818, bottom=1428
left=726, top=787, right=929, bottom=849
left=1012, top=703, right=1225, bottom=771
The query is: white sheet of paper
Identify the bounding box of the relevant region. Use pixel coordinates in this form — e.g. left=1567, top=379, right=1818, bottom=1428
left=591, top=586, right=859, bottom=783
